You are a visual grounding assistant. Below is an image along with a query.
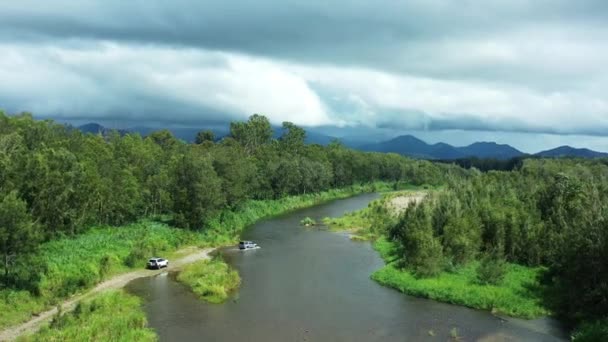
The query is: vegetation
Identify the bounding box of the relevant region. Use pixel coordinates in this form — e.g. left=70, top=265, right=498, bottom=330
left=18, top=291, right=155, bottom=342
left=300, top=217, right=316, bottom=226
left=199, top=182, right=394, bottom=246
left=0, top=222, right=198, bottom=329
left=372, top=240, right=548, bottom=318
left=323, top=190, right=424, bottom=241
left=5, top=111, right=607, bottom=338
left=381, top=158, right=608, bottom=336
left=1, top=112, right=457, bottom=330
left=177, top=258, right=240, bottom=304
left=572, top=319, right=608, bottom=341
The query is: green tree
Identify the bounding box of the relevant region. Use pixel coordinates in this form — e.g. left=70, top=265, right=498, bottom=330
left=229, top=114, right=273, bottom=155
left=195, top=130, right=216, bottom=144
left=172, top=152, right=225, bottom=229
left=391, top=203, right=444, bottom=277
left=279, top=121, right=306, bottom=154
left=0, top=191, right=39, bottom=281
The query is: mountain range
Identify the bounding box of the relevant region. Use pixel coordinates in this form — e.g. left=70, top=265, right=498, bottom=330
left=76, top=123, right=608, bottom=160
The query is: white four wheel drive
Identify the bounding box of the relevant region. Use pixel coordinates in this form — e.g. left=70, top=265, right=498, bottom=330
left=148, top=257, right=169, bottom=269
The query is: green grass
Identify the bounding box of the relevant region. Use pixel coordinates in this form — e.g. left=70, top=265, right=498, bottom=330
left=18, top=291, right=156, bottom=342
left=323, top=189, right=428, bottom=241
left=0, top=221, right=200, bottom=329
left=371, top=239, right=549, bottom=319
left=177, top=258, right=240, bottom=304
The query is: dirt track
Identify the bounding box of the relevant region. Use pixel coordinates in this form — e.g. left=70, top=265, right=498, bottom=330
left=387, top=192, right=427, bottom=215
left=0, top=247, right=215, bottom=341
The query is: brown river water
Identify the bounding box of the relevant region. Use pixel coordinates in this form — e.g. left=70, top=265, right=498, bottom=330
left=126, top=193, right=566, bottom=341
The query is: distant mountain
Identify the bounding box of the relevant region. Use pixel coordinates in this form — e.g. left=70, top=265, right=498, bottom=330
left=459, top=142, right=524, bottom=160
left=361, top=135, right=525, bottom=160
left=76, top=124, right=608, bottom=160
left=77, top=123, right=129, bottom=136
left=77, top=123, right=106, bottom=134
left=360, top=135, right=467, bottom=159
left=535, top=146, right=608, bottom=158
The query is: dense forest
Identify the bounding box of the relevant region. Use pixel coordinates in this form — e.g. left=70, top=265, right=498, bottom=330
left=389, top=158, right=608, bottom=334
left=0, top=112, right=463, bottom=288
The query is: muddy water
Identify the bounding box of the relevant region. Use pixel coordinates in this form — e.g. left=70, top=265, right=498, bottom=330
left=127, top=193, right=566, bottom=341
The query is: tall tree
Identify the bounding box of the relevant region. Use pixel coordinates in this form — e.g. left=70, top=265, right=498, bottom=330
left=230, top=114, right=273, bottom=155
left=195, top=130, right=216, bottom=144
left=172, top=152, right=225, bottom=229
left=0, top=191, right=39, bottom=281
left=279, top=121, right=306, bottom=154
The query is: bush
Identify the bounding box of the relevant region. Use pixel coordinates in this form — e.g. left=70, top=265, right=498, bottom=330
left=300, top=217, right=316, bottom=226
left=177, top=258, right=241, bottom=304
left=477, top=254, right=507, bottom=285
left=572, top=319, right=608, bottom=341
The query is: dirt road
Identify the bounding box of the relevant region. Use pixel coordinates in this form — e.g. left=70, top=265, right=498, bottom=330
left=0, top=247, right=215, bottom=341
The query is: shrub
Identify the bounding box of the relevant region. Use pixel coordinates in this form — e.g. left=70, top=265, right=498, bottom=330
left=300, top=217, right=316, bottom=226
left=477, top=254, right=507, bottom=285
left=177, top=258, right=241, bottom=304
left=572, top=319, right=608, bottom=341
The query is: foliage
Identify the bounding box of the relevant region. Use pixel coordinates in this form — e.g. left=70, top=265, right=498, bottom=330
left=323, top=190, right=427, bottom=240
left=177, top=258, right=240, bottom=304
left=385, top=159, right=608, bottom=328
left=195, top=130, right=215, bottom=144
left=0, top=111, right=461, bottom=331
left=372, top=262, right=548, bottom=319
left=0, top=222, right=199, bottom=329
left=571, top=319, right=608, bottom=341
left=0, top=191, right=39, bottom=281
left=18, top=291, right=156, bottom=342
left=300, top=217, right=316, bottom=226
left=476, top=253, right=508, bottom=285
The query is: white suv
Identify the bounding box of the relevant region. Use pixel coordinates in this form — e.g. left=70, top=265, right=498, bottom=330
left=148, top=257, right=169, bottom=269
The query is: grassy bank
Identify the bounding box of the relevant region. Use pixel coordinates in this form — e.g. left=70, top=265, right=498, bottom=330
left=0, top=221, right=200, bottom=329
left=18, top=291, right=155, bottom=342
left=323, top=189, right=427, bottom=241
left=371, top=238, right=549, bottom=319
left=324, top=190, right=549, bottom=319
left=177, top=258, right=240, bottom=303
left=201, top=182, right=395, bottom=246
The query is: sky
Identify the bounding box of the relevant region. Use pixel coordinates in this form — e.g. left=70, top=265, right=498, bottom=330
left=1, top=1, right=608, bottom=153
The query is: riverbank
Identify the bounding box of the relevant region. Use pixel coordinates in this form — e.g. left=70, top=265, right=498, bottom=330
left=372, top=238, right=549, bottom=319
left=201, top=182, right=395, bottom=246
left=323, top=192, right=550, bottom=320
left=17, top=291, right=156, bottom=342
left=1, top=246, right=214, bottom=341
left=323, top=190, right=427, bottom=241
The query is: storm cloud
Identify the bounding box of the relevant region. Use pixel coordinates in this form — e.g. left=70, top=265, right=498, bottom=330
left=1, top=1, right=608, bottom=143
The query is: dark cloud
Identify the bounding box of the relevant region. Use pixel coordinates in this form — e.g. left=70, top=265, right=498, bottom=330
left=0, top=1, right=607, bottom=149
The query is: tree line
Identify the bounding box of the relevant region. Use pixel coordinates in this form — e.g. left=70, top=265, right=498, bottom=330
left=389, top=158, right=608, bottom=326
left=0, top=112, right=463, bottom=284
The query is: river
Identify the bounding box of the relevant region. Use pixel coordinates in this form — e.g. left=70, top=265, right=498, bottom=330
left=126, top=193, right=566, bottom=341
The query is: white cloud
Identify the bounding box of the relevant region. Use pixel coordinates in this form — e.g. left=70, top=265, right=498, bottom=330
left=290, top=64, right=608, bottom=134
left=0, top=42, right=330, bottom=126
